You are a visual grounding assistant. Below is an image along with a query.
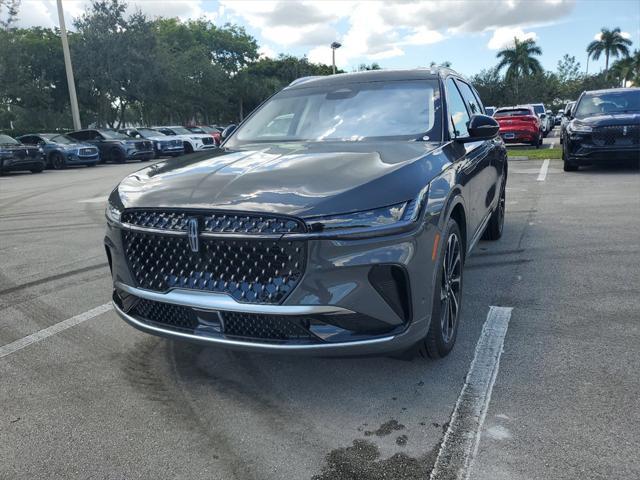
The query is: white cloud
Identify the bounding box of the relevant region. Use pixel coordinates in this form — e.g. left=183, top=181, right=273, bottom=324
left=258, top=45, right=276, bottom=59
left=593, top=30, right=632, bottom=41
left=16, top=0, right=217, bottom=28
left=488, top=27, right=538, bottom=50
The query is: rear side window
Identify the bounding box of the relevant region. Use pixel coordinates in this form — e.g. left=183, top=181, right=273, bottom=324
left=445, top=78, right=470, bottom=138
left=455, top=80, right=483, bottom=116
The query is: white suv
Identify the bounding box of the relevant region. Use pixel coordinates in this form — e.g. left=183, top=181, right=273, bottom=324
left=531, top=103, right=553, bottom=136
left=153, top=126, right=216, bottom=153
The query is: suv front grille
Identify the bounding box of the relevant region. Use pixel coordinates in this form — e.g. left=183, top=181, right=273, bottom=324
left=592, top=125, right=640, bottom=147
left=221, top=312, right=315, bottom=340
left=120, top=210, right=305, bottom=234
left=201, top=136, right=214, bottom=145
left=128, top=298, right=317, bottom=342
left=121, top=231, right=306, bottom=304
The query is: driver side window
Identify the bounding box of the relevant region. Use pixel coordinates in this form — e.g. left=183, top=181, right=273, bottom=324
left=445, top=78, right=470, bottom=139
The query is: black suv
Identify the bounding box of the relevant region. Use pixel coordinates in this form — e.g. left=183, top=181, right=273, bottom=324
left=68, top=129, right=154, bottom=163
left=0, top=134, right=46, bottom=174
left=562, top=88, right=640, bottom=171
left=106, top=68, right=506, bottom=358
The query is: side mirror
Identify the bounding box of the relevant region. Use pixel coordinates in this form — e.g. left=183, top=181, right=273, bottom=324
left=463, top=114, right=499, bottom=141
left=221, top=124, right=237, bottom=140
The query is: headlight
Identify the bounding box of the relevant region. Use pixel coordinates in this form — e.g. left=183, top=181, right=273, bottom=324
left=568, top=120, right=592, bottom=133
left=38, top=147, right=44, bottom=153
left=105, top=201, right=122, bottom=223
left=155, top=141, right=161, bottom=148
left=305, top=187, right=427, bottom=233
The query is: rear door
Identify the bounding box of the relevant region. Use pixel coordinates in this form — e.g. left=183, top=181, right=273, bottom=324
left=455, top=79, right=502, bottom=219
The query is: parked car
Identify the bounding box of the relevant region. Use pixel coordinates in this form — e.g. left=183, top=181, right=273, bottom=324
left=67, top=129, right=154, bottom=163
left=531, top=103, right=553, bottom=136
left=153, top=126, right=216, bottom=153
left=105, top=68, right=507, bottom=358
left=120, top=128, right=184, bottom=158
left=494, top=105, right=543, bottom=148
left=559, top=101, right=576, bottom=144
left=554, top=112, right=563, bottom=126
left=0, top=134, right=46, bottom=174
left=485, top=106, right=496, bottom=116
left=186, top=125, right=222, bottom=146
left=17, top=133, right=99, bottom=169
left=562, top=88, right=640, bottom=171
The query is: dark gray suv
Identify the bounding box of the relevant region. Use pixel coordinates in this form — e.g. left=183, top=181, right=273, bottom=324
left=105, top=68, right=507, bottom=357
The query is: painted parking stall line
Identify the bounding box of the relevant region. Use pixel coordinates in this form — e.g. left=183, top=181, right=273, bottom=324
left=430, top=306, right=513, bottom=480
left=0, top=303, right=113, bottom=359
left=536, top=159, right=550, bottom=181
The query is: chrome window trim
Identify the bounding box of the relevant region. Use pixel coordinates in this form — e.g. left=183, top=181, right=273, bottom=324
left=115, top=282, right=354, bottom=315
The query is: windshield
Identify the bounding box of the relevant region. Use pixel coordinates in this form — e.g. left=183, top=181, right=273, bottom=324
left=138, top=128, right=163, bottom=137
left=101, top=130, right=131, bottom=140
left=49, top=134, right=76, bottom=144
left=495, top=109, right=532, bottom=117
left=0, top=134, right=19, bottom=145
left=167, top=127, right=191, bottom=135
left=574, top=90, right=640, bottom=118
left=188, top=127, right=207, bottom=134
left=229, top=79, right=441, bottom=144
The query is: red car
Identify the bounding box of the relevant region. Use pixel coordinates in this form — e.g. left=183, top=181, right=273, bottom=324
left=186, top=125, right=222, bottom=146
left=494, top=106, right=542, bottom=148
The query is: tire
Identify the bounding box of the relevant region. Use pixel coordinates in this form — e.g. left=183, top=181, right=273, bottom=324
left=483, top=177, right=506, bottom=241
left=562, top=146, right=578, bottom=171
left=418, top=218, right=464, bottom=359
left=51, top=151, right=66, bottom=170
left=110, top=148, right=126, bottom=164
left=30, top=164, right=44, bottom=173
left=184, top=142, right=194, bottom=154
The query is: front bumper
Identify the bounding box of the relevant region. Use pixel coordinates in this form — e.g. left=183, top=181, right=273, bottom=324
left=193, top=143, right=217, bottom=151
left=105, top=215, right=440, bottom=355
left=65, top=151, right=100, bottom=164
left=1, top=156, right=45, bottom=171
left=565, top=137, right=640, bottom=163
left=126, top=150, right=155, bottom=160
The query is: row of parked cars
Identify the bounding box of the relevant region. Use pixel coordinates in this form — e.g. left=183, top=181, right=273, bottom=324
left=483, top=102, right=561, bottom=148
left=0, top=125, right=226, bottom=174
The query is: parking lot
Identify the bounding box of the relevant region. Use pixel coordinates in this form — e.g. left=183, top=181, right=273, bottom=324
left=1, top=156, right=639, bottom=479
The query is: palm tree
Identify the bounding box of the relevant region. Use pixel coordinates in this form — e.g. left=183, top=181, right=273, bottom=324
left=587, top=27, right=632, bottom=75
left=496, top=38, right=543, bottom=81
left=611, top=50, right=640, bottom=86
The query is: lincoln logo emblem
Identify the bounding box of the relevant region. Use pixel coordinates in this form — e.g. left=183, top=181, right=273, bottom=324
left=188, top=217, right=199, bottom=253
left=622, top=126, right=628, bottom=136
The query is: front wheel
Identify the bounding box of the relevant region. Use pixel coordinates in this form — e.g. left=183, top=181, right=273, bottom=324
left=562, top=146, right=578, bottom=171
left=31, top=164, right=44, bottom=173
left=51, top=151, right=66, bottom=170
left=419, top=219, right=464, bottom=359
left=184, top=142, right=194, bottom=154
left=110, top=148, right=125, bottom=164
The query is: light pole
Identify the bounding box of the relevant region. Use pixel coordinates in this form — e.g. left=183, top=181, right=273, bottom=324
left=56, top=0, right=81, bottom=130
left=331, top=42, right=341, bottom=74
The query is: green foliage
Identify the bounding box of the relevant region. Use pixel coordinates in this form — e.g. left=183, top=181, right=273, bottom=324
left=557, top=54, right=581, bottom=82
left=0, top=0, right=333, bottom=131
left=496, top=38, right=543, bottom=80
left=587, top=27, right=632, bottom=73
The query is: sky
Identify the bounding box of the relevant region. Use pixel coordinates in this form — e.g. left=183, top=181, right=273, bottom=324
left=11, top=0, right=640, bottom=77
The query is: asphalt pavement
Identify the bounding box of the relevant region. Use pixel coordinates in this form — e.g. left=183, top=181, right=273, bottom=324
left=1, top=155, right=638, bottom=479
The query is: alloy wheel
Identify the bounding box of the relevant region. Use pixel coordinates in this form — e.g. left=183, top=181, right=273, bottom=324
left=440, top=232, right=462, bottom=343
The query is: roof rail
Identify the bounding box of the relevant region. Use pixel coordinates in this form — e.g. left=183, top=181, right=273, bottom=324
left=288, top=76, right=323, bottom=87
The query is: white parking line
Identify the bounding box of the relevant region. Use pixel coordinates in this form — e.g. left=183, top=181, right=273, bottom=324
left=0, top=303, right=113, bottom=359
left=430, top=306, right=513, bottom=480
left=536, top=159, right=550, bottom=181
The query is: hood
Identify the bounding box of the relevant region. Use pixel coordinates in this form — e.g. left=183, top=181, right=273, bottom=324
left=55, top=142, right=94, bottom=150
left=576, top=112, right=640, bottom=127
left=116, top=141, right=447, bottom=217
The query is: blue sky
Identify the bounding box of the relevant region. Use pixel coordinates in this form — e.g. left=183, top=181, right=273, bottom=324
left=18, top=0, right=640, bottom=76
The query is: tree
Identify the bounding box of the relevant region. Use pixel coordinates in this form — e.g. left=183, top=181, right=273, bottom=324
left=495, top=38, right=543, bottom=80
left=610, top=50, right=639, bottom=86
left=557, top=54, right=582, bottom=82
left=586, top=27, right=632, bottom=75
left=0, top=0, right=20, bottom=30
left=356, top=62, right=381, bottom=71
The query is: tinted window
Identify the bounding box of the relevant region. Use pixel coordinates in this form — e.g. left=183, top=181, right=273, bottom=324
left=574, top=90, right=640, bottom=118
left=445, top=78, right=470, bottom=138
left=455, top=80, right=483, bottom=116
left=139, top=128, right=164, bottom=137
left=230, top=79, right=441, bottom=143
left=50, top=135, right=76, bottom=144
left=495, top=108, right=533, bottom=117
left=19, top=135, right=38, bottom=144
left=100, top=130, right=129, bottom=140
left=70, top=131, right=90, bottom=141
left=533, top=105, right=545, bottom=115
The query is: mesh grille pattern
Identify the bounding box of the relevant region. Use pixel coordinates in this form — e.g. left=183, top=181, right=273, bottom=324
left=222, top=311, right=315, bottom=341
left=592, top=125, right=640, bottom=146
left=133, top=298, right=198, bottom=331
left=120, top=210, right=305, bottom=234
left=79, top=147, right=98, bottom=156
left=122, top=231, right=306, bottom=304
left=201, top=137, right=214, bottom=145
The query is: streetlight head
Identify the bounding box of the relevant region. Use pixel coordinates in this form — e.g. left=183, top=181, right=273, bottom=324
left=331, top=42, right=342, bottom=49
